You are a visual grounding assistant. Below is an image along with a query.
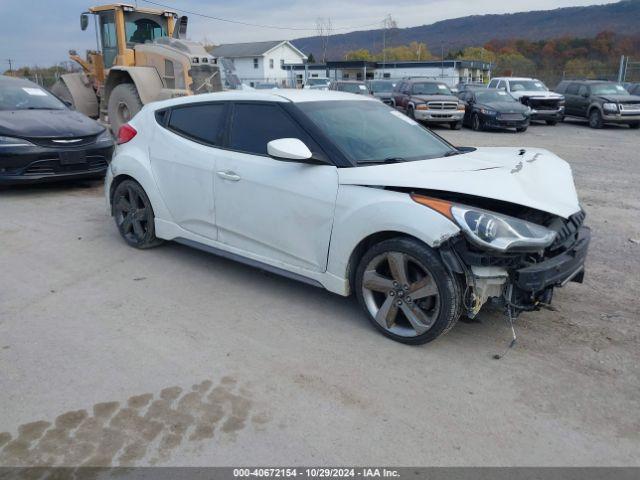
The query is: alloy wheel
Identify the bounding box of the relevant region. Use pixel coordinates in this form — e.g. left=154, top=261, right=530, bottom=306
left=114, top=185, right=151, bottom=244
left=361, top=251, right=441, bottom=337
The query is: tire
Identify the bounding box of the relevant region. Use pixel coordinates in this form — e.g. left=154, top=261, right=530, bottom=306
left=589, top=109, right=603, bottom=129
left=471, top=112, right=483, bottom=131
left=112, top=179, right=163, bottom=249
left=546, top=120, right=558, bottom=126
left=629, top=122, right=640, bottom=129
left=355, top=237, right=462, bottom=345
left=407, top=105, right=415, bottom=120
left=50, top=80, right=74, bottom=108
left=516, top=126, right=528, bottom=133
left=450, top=121, right=463, bottom=130
left=107, top=83, right=143, bottom=134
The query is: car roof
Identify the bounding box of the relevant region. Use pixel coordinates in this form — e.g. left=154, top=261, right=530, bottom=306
left=406, top=79, right=446, bottom=84
left=492, top=77, right=540, bottom=82
left=150, top=89, right=379, bottom=109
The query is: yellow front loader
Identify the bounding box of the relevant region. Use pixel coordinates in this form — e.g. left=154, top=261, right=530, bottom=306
left=52, top=3, right=222, bottom=132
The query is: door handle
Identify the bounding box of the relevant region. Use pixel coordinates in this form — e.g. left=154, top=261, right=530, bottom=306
left=216, top=170, right=241, bottom=182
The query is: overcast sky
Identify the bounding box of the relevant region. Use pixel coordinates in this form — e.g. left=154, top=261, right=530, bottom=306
left=0, top=0, right=621, bottom=68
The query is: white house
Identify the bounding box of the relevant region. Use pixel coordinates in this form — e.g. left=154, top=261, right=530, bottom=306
left=211, top=40, right=307, bottom=87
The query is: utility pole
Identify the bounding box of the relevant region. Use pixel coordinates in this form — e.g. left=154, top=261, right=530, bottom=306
left=6, top=59, right=13, bottom=75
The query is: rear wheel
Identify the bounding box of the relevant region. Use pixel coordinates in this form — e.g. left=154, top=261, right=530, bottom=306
left=589, top=109, right=603, bottom=129
left=108, top=83, right=143, bottom=134
left=112, top=180, right=163, bottom=249
left=50, top=80, right=74, bottom=108
left=355, top=237, right=462, bottom=345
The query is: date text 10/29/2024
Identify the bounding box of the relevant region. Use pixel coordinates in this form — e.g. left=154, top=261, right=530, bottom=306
left=233, top=468, right=400, bottom=478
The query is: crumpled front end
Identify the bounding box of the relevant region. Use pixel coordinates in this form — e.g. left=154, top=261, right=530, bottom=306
left=440, top=209, right=589, bottom=318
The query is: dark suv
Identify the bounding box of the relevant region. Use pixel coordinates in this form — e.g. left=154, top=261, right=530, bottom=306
left=392, top=79, right=464, bottom=129
left=556, top=80, right=640, bottom=129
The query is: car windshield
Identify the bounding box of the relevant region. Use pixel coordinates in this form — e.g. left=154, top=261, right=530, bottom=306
left=0, top=81, right=66, bottom=111
left=338, top=83, right=368, bottom=94
left=370, top=81, right=396, bottom=93
left=412, top=83, right=451, bottom=95
left=509, top=80, right=547, bottom=92
left=475, top=90, right=516, bottom=103
left=591, top=83, right=628, bottom=95
left=297, top=100, right=455, bottom=164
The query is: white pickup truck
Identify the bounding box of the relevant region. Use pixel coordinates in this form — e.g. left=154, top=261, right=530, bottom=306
left=488, top=77, right=565, bottom=125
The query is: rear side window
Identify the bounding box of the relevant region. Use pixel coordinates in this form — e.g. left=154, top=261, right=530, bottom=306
left=167, top=103, right=227, bottom=145
left=566, top=83, right=580, bottom=95
left=578, top=85, right=589, bottom=96
left=488, top=79, right=499, bottom=89
left=228, top=103, right=315, bottom=156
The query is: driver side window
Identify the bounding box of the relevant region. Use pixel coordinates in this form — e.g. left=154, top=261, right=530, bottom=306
left=228, top=103, right=319, bottom=157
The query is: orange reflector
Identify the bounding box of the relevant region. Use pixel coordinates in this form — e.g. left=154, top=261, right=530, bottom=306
left=410, top=194, right=454, bottom=220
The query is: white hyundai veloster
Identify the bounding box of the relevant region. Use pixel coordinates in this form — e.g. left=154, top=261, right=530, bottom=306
left=106, top=90, right=589, bottom=345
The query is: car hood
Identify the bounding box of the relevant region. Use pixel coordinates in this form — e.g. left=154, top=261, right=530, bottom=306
left=412, top=95, right=459, bottom=102
left=0, top=109, right=103, bottom=139
left=594, top=94, right=640, bottom=103
left=477, top=101, right=528, bottom=112
left=338, top=147, right=580, bottom=219
left=511, top=90, right=563, bottom=99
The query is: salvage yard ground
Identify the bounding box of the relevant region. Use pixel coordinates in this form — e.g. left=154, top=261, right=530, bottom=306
left=0, top=120, right=639, bottom=466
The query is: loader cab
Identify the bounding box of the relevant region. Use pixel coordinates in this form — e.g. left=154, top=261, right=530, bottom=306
left=84, top=4, right=176, bottom=69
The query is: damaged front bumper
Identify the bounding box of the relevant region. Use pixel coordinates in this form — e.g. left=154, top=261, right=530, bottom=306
left=441, top=225, right=590, bottom=316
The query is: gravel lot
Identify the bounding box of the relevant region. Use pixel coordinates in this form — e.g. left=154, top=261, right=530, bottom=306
left=1, top=120, right=639, bottom=467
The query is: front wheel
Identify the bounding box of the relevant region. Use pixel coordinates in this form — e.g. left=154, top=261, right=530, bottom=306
left=589, top=109, right=603, bottom=129
left=629, top=122, right=640, bottom=130
left=112, top=179, right=163, bottom=249
left=471, top=113, right=483, bottom=131
left=107, top=83, right=143, bottom=134
left=546, top=120, right=558, bottom=126
left=450, top=121, right=463, bottom=130
left=355, top=237, right=462, bottom=345
left=407, top=105, right=415, bottom=120
left=516, top=126, right=528, bottom=133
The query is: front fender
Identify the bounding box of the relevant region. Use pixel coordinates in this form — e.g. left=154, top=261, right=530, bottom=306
left=327, top=185, right=460, bottom=284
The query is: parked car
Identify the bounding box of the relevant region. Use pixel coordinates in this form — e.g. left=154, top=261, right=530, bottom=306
left=0, top=75, right=114, bottom=185
left=459, top=89, right=530, bottom=132
left=106, top=90, right=589, bottom=345
left=255, top=83, right=279, bottom=90
left=488, top=77, right=564, bottom=125
left=329, top=80, right=370, bottom=95
left=456, top=82, right=486, bottom=94
left=303, top=78, right=330, bottom=90
left=556, top=80, right=640, bottom=129
left=627, top=83, right=640, bottom=96
left=367, top=79, right=397, bottom=105
left=392, top=79, right=465, bottom=129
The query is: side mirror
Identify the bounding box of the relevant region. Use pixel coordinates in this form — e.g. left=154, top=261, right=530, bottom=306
left=582, top=92, right=589, bottom=98
left=267, top=138, right=319, bottom=163
left=80, top=13, right=89, bottom=31
left=63, top=100, right=74, bottom=109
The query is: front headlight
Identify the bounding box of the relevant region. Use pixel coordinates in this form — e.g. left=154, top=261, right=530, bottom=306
left=0, top=135, right=35, bottom=148
left=480, top=108, right=497, bottom=115
left=415, top=104, right=429, bottom=110
left=603, top=103, right=618, bottom=112
left=411, top=194, right=557, bottom=252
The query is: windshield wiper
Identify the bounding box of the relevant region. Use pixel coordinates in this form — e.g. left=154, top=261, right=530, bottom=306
left=357, top=157, right=406, bottom=165
left=444, top=150, right=461, bottom=157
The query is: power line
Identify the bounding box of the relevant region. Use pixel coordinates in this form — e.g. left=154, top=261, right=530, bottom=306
left=140, top=0, right=383, bottom=32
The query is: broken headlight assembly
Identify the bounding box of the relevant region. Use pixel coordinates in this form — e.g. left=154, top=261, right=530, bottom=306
left=411, top=194, right=557, bottom=252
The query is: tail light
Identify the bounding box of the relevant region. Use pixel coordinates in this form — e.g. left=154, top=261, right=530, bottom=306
left=117, top=124, right=137, bottom=144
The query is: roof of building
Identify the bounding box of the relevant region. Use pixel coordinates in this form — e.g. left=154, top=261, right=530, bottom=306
left=282, top=59, right=493, bottom=70
left=211, top=40, right=305, bottom=59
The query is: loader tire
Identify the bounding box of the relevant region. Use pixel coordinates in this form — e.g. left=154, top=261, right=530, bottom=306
left=108, top=83, right=143, bottom=134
